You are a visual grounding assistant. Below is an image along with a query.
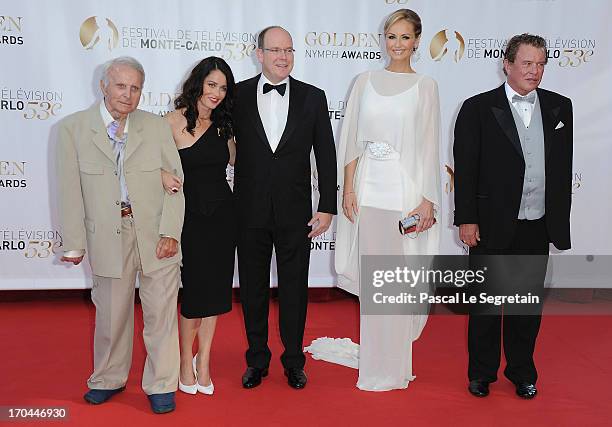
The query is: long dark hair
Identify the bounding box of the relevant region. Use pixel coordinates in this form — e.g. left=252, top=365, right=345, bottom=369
left=174, top=56, right=234, bottom=139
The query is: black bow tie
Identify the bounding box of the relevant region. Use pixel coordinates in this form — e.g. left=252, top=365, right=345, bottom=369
left=263, top=82, right=286, bottom=96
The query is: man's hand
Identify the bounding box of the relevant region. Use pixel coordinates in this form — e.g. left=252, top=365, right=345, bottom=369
left=459, top=223, right=480, bottom=247
left=308, top=212, right=333, bottom=238
left=61, top=255, right=84, bottom=265
left=156, top=237, right=178, bottom=259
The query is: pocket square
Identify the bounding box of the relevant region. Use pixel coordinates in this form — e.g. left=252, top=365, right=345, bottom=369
left=555, top=121, right=565, bottom=130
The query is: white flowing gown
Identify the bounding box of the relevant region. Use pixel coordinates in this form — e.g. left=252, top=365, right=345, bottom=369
left=306, top=70, right=441, bottom=391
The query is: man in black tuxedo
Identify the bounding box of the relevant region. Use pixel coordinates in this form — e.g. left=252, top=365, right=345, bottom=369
left=233, top=26, right=337, bottom=389
left=453, top=34, right=572, bottom=399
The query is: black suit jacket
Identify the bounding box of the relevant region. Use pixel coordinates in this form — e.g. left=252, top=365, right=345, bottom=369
left=453, top=84, right=573, bottom=250
left=233, top=75, right=337, bottom=228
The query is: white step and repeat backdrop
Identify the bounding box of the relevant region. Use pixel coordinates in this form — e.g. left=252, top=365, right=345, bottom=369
left=1, top=0, right=610, bottom=289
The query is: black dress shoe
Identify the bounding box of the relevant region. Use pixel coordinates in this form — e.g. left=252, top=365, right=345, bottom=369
left=284, top=368, right=307, bottom=389
left=242, top=367, right=268, bottom=389
left=515, top=382, right=537, bottom=399
left=468, top=380, right=489, bottom=397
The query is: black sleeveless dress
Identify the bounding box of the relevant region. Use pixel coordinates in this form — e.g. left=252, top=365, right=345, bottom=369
left=179, top=125, right=236, bottom=318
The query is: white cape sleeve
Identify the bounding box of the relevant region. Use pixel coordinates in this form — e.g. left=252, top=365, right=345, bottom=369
left=334, top=73, right=369, bottom=295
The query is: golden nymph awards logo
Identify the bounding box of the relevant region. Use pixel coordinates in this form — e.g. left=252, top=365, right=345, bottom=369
left=80, top=16, right=119, bottom=51
left=430, top=29, right=465, bottom=63
left=0, top=160, right=26, bottom=189
left=304, top=31, right=382, bottom=60
left=139, top=91, right=180, bottom=116
left=0, top=15, right=24, bottom=45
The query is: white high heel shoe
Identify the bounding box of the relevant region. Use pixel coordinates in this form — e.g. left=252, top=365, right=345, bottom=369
left=192, top=355, right=214, bottom=395
left=178, top=357, right=198, bottom=394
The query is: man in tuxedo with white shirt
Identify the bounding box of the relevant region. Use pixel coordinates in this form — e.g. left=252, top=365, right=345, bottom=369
left=233, top=26, right=337, bottom=389
left=453, top=34, right=573, bottom=399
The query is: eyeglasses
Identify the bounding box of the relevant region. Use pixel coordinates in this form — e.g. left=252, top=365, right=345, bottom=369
left=262, top=47, right=295, bottom=55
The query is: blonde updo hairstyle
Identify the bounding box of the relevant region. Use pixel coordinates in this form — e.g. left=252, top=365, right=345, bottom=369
left=383, top=8, right=422, bottom=38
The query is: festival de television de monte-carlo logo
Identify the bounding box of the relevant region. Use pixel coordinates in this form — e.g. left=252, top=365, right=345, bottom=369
left=429, top=29, right=465, bottom=63
left=80, top=16, right=119, bottom=51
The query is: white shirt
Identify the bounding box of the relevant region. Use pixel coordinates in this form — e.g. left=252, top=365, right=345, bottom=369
left=505, top=82, right=537, bottom=128
left=257, top=74, right=289, bottom=152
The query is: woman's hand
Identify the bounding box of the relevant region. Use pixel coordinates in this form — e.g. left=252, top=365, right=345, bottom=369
left=406, top=198, right=435, bottom=233
left=342, top=191, right=359, bottom=223
left=161, top=169, right=182, bottom=195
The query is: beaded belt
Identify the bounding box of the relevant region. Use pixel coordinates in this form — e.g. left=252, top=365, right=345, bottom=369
left=365, top=141, right=398, bottom=160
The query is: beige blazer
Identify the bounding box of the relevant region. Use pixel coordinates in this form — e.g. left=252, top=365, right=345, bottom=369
left=57, top=103, right=184, bottom=278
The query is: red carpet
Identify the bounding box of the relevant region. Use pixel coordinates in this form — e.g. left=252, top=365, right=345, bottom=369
left=1, top=294, right=611, bottom=426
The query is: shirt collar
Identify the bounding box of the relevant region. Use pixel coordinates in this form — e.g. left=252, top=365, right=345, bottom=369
left=505, top=81, right=537, bottom=105
left=100, top=101, right=130, bottom=133
left=258, top=74, right=290, bottom=95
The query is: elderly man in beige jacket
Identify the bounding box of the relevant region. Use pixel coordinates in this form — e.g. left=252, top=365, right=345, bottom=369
left=56, top=56, right=184, bottom=414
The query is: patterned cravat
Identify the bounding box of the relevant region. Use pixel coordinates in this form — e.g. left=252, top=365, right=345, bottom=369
left=106, top=120, right=130, bottom=206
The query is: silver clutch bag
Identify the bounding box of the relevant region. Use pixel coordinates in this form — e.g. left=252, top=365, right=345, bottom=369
left=399, top=214, right=437, bottom=235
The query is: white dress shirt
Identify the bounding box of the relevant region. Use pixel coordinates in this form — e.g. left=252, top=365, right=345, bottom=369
left=257, top=74, right=290, bottom=152
left=505, top=82, right=537, bottom=128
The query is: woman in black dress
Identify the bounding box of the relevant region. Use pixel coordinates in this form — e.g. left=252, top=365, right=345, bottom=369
left=162, top=57, right=236, bottom=395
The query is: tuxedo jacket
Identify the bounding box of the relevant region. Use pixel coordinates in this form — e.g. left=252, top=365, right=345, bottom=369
left=453, top=84, right=573, bottom=250
left=233, top=75, right=337, bottom=228
left=56, top=104, right=185, bottom=278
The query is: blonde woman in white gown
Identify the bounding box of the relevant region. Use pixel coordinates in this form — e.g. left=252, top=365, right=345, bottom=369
left=307, top=9, right=441, bottom=391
